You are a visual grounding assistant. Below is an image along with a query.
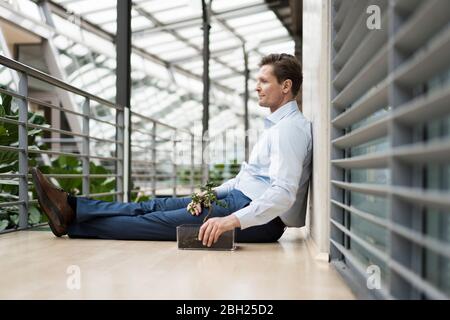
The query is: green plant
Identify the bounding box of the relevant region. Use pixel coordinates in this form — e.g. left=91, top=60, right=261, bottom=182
left=0, top=90, right=46, bottom=231
left=188, top=181, right=227, bottom=222
left=0, top=90, right=148, bottom=232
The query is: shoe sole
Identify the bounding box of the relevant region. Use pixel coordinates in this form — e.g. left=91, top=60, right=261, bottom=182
left=31, top=169, right=65, bottom=237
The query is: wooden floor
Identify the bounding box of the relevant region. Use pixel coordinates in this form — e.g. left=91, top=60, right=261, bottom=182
left=0, top=227, right=355, bottom=299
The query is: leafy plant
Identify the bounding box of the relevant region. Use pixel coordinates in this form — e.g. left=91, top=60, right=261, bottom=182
left=0, top=90, right=46, bottom=231
left=188, top=181, right=227, bottom=222
left=0, top=90, right=148, bottom=232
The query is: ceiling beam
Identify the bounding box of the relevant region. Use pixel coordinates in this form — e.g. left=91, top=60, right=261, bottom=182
left=132, top=1, right=282, bottom=37
left=43, top=0, right=238, bottom=95
left=132, top=2, right=244, bottom=76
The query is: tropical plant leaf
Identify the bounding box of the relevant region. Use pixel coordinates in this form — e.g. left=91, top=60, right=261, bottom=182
left=28, top=206, right=41, bottom=225
left=0, top=219, right=8, bottom=232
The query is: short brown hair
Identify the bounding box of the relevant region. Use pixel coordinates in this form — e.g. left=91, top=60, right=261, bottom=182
left=259, top=53, right=302, bottom=97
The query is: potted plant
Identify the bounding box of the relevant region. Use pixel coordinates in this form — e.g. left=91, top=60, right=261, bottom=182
left=177, top=182, right=235, bottom=250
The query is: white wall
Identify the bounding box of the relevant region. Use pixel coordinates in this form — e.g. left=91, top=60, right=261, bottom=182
left=302, top=0, right=331, bottom=256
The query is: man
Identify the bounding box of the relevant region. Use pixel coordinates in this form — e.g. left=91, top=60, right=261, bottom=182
left=32, top=53, right=312, bottom=247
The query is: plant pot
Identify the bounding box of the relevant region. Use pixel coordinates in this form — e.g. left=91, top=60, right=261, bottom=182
left=176, top=224, right=236, bottom=251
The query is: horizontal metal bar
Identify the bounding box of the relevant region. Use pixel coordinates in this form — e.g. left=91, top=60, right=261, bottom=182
left=130, top=128, right=177, bottom=143
left=395, top=0, right=450, bottom=53
left=28, top=96, right=86, bottom=118
left=390, top=219, right=450, bottom=260
left=0, top=98, right=122, bottom=132
left=132, top=174, right=174, bottom=179
left=0, top=145, right=23, bottom=153
left=130, top=128, right=154, bottom=137
left=90, top=136, right=122, bottom=145
left=331, top=116, right=389, bottom=149
left=131, top=160, right=155, bottom=165
left=333, top=0, right=355, bottom=30
left=332, top=139, right=450, bottom=168
left=78, top=191, right=123, bottom=198
left=88, top=154, right=119, bottom=161
left=333, top=0, right=387, bottom=69
left=0, top=116, right=25, bottom=126
left=0, top=55, right=120, bottom=110
left=392, top=187, right=450, bottom=211
left=27, top=148, right=86, bottom=158
left=130, top=188, right=154, bottom=193
left=392, top=82, right=450, bottom=125
left=394, top=23, right=450, bottom=87
left=330, top=241, right=392, bottom=299
left=389, top=254, right=449, bottom=299
left=331, top=200, right=388, bottom=228
left=394, top=0, right=422, bottom=13
left=332, top=80, right=389, bottom=127
left=331, top=181, right=389, bottom=196
left=27, top=123, right=88, bottom=138
left=0, top=87, right=26, bottom=100
left=25, top=174, right=121, bottom=179
left=131, top=111, right=191, bottom=134
left=0, top=226, right=27, bottom=234
left=331, top=218, right=389, bottom=263
left=333, top=0, right=366, bottom=50
left=333, top=45, right=388, bottom=107
left=90, top=117, right=121, bottom=128
left=0, top=174, right=25, bottom=179
left=331, top=199, right=450, bottom=260
left=0, top=201, right=25, bottom=208
left=393, top=139, right=450, bottom=164
left=331, top=151, right=389, bottom=168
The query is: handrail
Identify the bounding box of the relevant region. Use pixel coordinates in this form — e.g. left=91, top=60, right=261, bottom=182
left=0, top=54, right=119, bottom=110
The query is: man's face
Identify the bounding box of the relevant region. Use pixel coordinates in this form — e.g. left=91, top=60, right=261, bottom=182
left=255, top=65, right=285, bottom=109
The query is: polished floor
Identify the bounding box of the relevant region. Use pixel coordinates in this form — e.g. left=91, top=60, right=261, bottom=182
left=0, top=227, right=355, bottom=299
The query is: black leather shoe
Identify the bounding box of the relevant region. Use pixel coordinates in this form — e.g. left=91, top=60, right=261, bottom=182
left=31, top=168, right=75, bottom=237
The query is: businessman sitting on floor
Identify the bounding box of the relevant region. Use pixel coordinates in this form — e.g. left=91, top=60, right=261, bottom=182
left=32, top=53, right=312, bottom=247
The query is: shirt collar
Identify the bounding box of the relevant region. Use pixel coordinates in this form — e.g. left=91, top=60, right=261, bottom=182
left=264, top=100, right=299, bottom=128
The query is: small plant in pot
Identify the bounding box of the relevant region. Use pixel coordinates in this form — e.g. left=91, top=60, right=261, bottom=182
left=177, top=182, right=235, bottom=250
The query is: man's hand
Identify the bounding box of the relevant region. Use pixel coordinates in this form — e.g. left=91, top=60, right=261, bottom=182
left=198, top=214, right=241, bottom=247
left=186, top=190, right=207, bottom=215
left=186, top=189, right=218, bottom=216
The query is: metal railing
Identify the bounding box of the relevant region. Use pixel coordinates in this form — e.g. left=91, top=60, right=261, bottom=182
left=130, top=111, right=201, bottom=198
left=0, top=54, right=201, bottom=234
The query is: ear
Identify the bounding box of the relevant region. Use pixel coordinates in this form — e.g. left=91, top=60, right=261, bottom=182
left=282, top=79, right=292, bottom=94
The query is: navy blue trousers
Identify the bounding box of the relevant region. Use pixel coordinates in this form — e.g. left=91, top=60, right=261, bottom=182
left=67, top=189, right=286, bottom=242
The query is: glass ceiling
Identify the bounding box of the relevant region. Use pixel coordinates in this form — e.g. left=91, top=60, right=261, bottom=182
left=6, top=0, right=295, bottom=147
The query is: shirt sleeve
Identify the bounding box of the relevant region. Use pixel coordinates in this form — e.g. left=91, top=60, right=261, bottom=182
left=214, top=177, right=237, bottom=199
left=233, top=123, right=309, bottom=229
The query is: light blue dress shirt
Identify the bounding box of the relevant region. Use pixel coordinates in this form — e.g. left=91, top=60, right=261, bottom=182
left=214, top=100, right=312, bottom=230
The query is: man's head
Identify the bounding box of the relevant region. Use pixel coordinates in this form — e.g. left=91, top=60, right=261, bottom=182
left=255, top=53, right=302, bottom=111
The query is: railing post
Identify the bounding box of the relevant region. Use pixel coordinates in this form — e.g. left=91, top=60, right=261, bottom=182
left=172, top=132, right=177, bottom=197
left=116, top=0, right=132, bottom=202
left=201, top=0, right=211, bottom=185
left=222, top=131, right=226, bottom=165
left=243, top=45, right=250, bottom=162
left=190, top=133, right=195, bottom=194
left=123, top=108, right=130, bottom=202
left=151, top=122, right=157, bottom=198
left=116, top=108, right=124, bottom=202
left=82, top=98, right=90, bottom=197
left=18, top=72, right=28, bottom=229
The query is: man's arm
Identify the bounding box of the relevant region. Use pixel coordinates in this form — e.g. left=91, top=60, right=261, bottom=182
left=232, top=123, right=309, bottom=229
left=213, top=177, right=238, bottom=199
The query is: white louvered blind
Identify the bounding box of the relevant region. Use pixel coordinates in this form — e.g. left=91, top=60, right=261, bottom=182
left=330, top=0, right=450, bottom=299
